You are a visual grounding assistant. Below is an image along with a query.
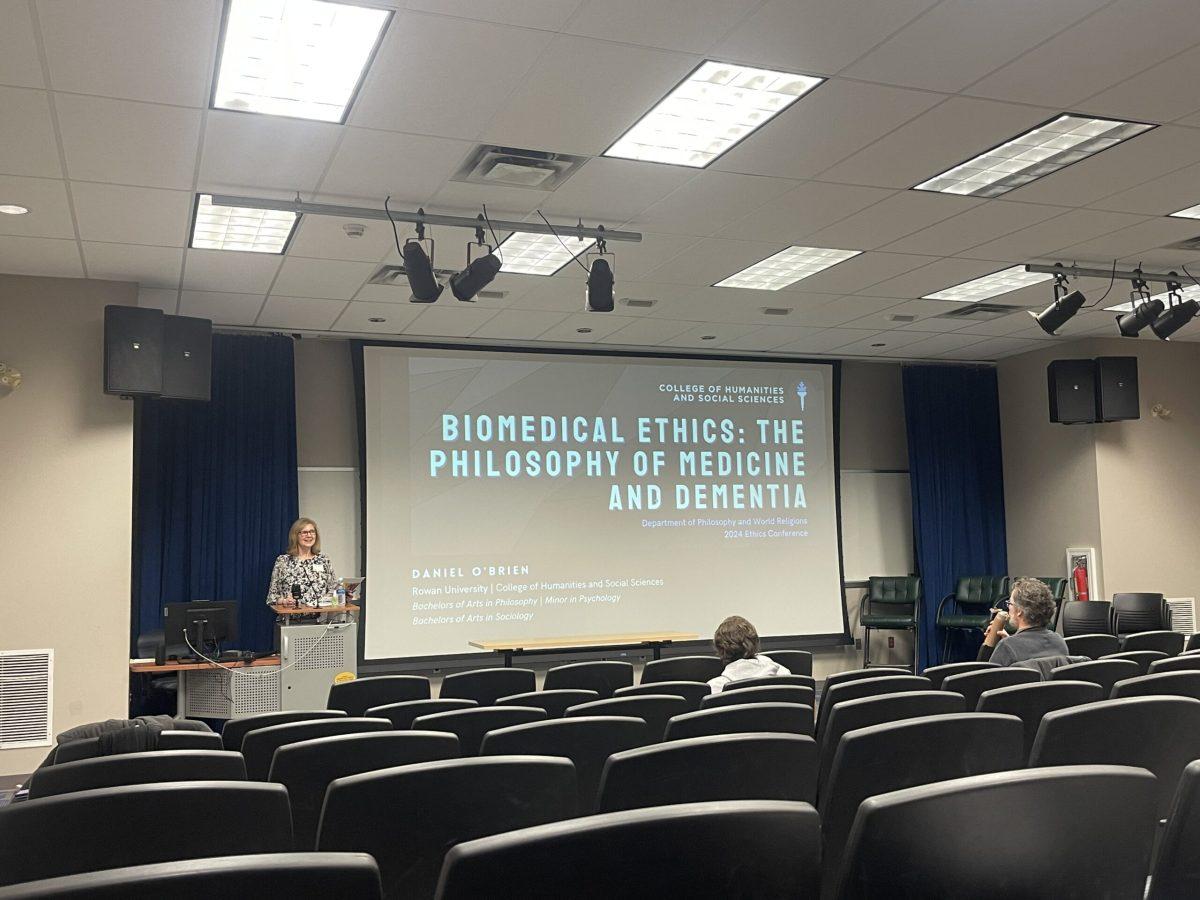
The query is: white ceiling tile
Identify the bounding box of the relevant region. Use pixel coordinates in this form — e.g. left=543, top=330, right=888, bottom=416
left=82, top=242, right=182, bottom=287
left=829, top=329, right=936, bottom=355
left=137, top=287, right=178, bottom=313
left=535, top=312, right=639, bottom=343
left=949, top=309, right=1047, bottom=337
left=1088, top=161, right=1200, bottom=216
left=318, top=129, right=472, bottom=202
left=182, top=249, right=281, bottom=293
left=469, top=308, right=568, bottom=340
left=0, top=88, right=61, bottom=178
left=55, top=95, right=201, bottom=189
left=429, top=181, right=546, bottom=216
left=800, top=191, right=980, bottom=250
left=403, top=0, right=583, bottom=31
left=881, top=200, right=1066, bottom=256
left=659, top=322, right=765, bottom=348
left=714, top=80, right=943, bottom=180
left=856, top=257, right=1003, bottom=298
left=1053, top=217, right=1200, bottom=263
left=563, top=0, right=750, bottom=54
left=257, top=296, right=348, bottom=331
left=403, top=304, right=501, bottom=337
left=640, top=237, right=788, bottom=287
left=713, top=0, right=938, bottom=75
left=841, top=298, right=964, bottom=331
left=38, top=0, right=219, bottom=106
left=961, top=209, right=1150, bottom=261
left=777, top=252, right=936, bottom=295
left=0, top=175, right=73, bottom=238
left=940, top=336, right=1050, bottom=359
left=480, top=35, right=698, bottom=156
left=540, top=158, right=696, bottom=223
left=785, top=296, right=906, bottom=327
left=289, top=216, right=396, bottom=263
left=816, top=96, right=1056, bottom=189
left=351, top=13, right=551, bottom=139
left=635, top=171, right=799, bottom=237
left=771, top=327, right=880, bottom=354
left=1080, top=45, right=1200, bottom=123
left=0, top=235, right=82, bottom=277
left=178, top=290, right=263, bottom=326
left=717, top=181, right=896, bottom=244
left=719, top=324, right=829, bottom=351
left=881, top=331, right=989, bottom=358
left=0, top=0, right=43, bottom=88
left=70, top=182, right=191, bottom=247
left=600, top=231, right=699, bottom=282
left=967, top=0, right=1200, bottom=108
left=493, top=274, right=585, bottom=312
left=331, top=300, right=424, bottom=334
left=844, top=0, right=1108, bottom=92
left=271, top=257, right=376, bottom=300
left=598, top=317, right=693, bottom=346
left=199, top=112, right=341, bottom=194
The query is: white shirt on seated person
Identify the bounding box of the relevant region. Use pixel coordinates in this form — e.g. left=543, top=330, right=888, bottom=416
left=707, top=654, right=791, bottom=693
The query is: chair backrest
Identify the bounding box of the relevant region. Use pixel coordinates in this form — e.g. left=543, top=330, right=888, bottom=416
left=241, top=718, right=391, bottom=780
left=222, top=710, right=347, bottom=751
left=1150, top=759, right=1200, bottom=899
left=1110, top=671, right=1200, bottom=701
left=701, top=685, right=815, bottom=713
left=1188, top=633, right=1200, bottom=653
left=326, top=675, right=431, bottom=716
left=760, top=650, right=813, bottom=676
left=439, top=668, right=536, bottom=705
left=1149, top=654, right=1200, bottom=675
left=435, top=800, right=821, bottom=900
left=0, top=853, right=383, bottom=898
left=664, top=703, right=814, bottom=742
left=976, top=680, right=1104, bottom=761
left=919, top=661, right=999, bottom=691
left=411, top=706, right=546, bottom=756
left=613, top=680, right=710, bottom=711
left=156, top=730, right=224, bottom=751
left=51, top=737, right=101, bottom=765
left=1100, top=650, right=1170, bottom=675
left=822, top=667, right=909, bottom=695
left=268, top=731, right=460, bottom=850
left=821, top=713, right=1022, bottom=887
left=815, top=675, right=931, bottom=737
left=1060, top=600, right=1115, bottom=638
left=952, top=575, right=1008, bottom=610
left=317, top=756, right=576, bottom=899
left=1049, top=658, right=1140, bottom=696
left=1113, top=592, right=1167, bottom=634
left=1120, top=630, right=1184, bottom=655
left=835, top=765, right=1158, bottom=900
left=495, top=690, right=598, bottom=718
left=639, top=655, right=724, bottom=684
left=565, top=695, right=689, bottom=742
left=542, top=661, right=634, bottom=699
left=365, top=698, right=477, bottom=729
left=722, top=674, right=816, bottom=693
left=817, top=691, right=965, bottom=800
left=941, top=667, right=1040, bottom=710
left=1063, top=633, right=1121, bottom=658
left=866, top=575, right=920, bottom=607
left=28, top=750, right=246, bottom=799
left=480, top=716, right=649, bottom=814
left=0, top=782, right=292, bottom=887
left=1030, top=696, right=1200, bottom=818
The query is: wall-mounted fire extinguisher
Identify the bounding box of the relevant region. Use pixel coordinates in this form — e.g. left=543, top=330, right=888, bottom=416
left=1072, top=560, right=1090, bottom=602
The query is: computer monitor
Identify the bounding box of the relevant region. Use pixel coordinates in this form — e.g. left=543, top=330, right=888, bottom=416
left=163, top=601, right=237, bottom=657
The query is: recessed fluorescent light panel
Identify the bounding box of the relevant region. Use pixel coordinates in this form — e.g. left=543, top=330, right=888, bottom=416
left=1170, top=203, right=1200, bottom=219
left=213, top=0, right=391, bottom=122
left=0, top=204, right=29, bottom=215
left=190, top=194, right=299, bottom=253
left=496, top=231, right=597, bottom=276
left=604, top=60, right=823, bottom=168
left=1106, top=283, right=1200, bottom=313
left=714, top=246, right=861, bottom=291
left=914, top=115, right=1155, bottom=198
left=923, top=265, right=1053, bottom=303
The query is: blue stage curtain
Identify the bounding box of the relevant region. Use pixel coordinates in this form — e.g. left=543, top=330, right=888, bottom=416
left=133, top=334, right=298, bottom=653
left=902, top=364, right=1008, bottom=669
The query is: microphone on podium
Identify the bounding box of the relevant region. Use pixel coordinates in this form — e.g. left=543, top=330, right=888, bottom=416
left=291, top=584, right=302, bottom=607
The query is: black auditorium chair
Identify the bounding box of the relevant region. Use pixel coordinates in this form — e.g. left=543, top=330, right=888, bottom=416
left=0, top=782, right=293, bottom=887
left=269, top=731, right=460, bottom=850
left=941, top=668, right=1040, bottom=712
left=597, top=734, right=818, bottom=813
left=859, top=576, right=921, bottom=673
left=411, top=706, right=546, bottom=756
left=639, top=656, right=724, bottom=685
left=495, top=690, right=598, bottom=718
left=317, top=756, right=577, bottom=899
left=566, top=695, right=689, bottom=742
left=1188, top=634, right=1200, bottom=653
left=434, top=800, right=822, bottom=900
left=822, top=667, right=909, bottom=695
left=722, top=674, right=816, bottom=693
left=1030, top=696, right=1200, bottom=818
left=760, top=649, right=814, bottom=676
left=819, top=713, right=1022, bottom=891
left=1121, top=631, right=1184, bottom=655
left=816, top=691, right=964, bottom=800
left=701, top=685, right=814, bottom=713
left=439, top=668, right=536, bottom=706
left=919, top=661, right=999, bottom=691
left=815, top=675, right=931, bottom=739
left=543, top=661, right=634, bottom=699
left=480, top=716, right=649, bottom=814
left=976, top=680, right=1103, bottom=761
left=1100, top=650, right=1170, bottom=676
left=50, top=738, right=102, bottom=765
left=834, top=766, right=1157, bottom=900
left=327, top=675, right=431, bottom=717
left=366, top=698, right=477, bottom=729
left=1113, top=591, right=1169, bottom=634
left=222, top=710, right=346, bottom=751
left=1035, top=576, right=1069, bottom=629
left=241, top=718, right=391, bottom=780
left=935, top=575, right=1008, bottom=664
left=1149, top=654, right=1200, bottom=675
left=614, top=680, right=710, bottom=711
left=664, top=703, right=814, bottom=742
left=1110, top=671, right=1200, bottom=701
left=1049, top=658, right=1139, bottom=697
left=1063, top=633, right=1121, bottom=659
left=1150, top=759, right=1200, bottom=899
left=1060, top=600, right=1116, bottom=640
left=0, top=853, right=383, bottom=899
left=27, top=750, right=246, bottom=799
left=156, top=730, right=224, bottom=751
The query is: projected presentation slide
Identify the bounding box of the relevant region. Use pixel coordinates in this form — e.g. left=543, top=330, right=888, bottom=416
left=362, top=346, right=843, bottom=659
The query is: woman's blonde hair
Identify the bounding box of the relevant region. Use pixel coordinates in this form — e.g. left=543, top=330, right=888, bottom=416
left=286, top=518, right=321, bottom=556
left=713, top=615, right=760, bottom=664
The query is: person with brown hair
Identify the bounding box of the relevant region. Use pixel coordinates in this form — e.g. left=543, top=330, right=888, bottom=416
left=266, top=517, right=338, bottom=607
left=707, top=615, right=790, bottom=692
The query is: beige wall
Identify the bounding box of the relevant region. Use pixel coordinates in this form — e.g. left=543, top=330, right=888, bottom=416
left=840, top=360, right=909, bottom=471
left=294, top=338, right=358, bottom=468
left=0, top=275, right=134, bottom=775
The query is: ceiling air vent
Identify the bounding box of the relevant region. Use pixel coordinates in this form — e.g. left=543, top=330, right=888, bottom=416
left=887, top=314, right=918, bottom=323
left=934, top=303, right=1019, bottom=322
left=451, top=146, right=588, bottom=191
left=368, top=265, right=507, bottom=299
left=761, top=307, right=792, bottom=316
left=0, top=650, right=52, bottom=748
left=619, top=298, right=656, bottom=309
left=1164, top=235, right=1200, bottom=252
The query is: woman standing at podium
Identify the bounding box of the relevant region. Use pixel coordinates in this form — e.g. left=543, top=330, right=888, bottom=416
left=267, top=517, right=338, bottom=607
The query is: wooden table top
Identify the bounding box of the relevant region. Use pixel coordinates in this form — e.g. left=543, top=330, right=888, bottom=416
left=269, top=603, right=360, bottom=616
left=469, top=631, right=699, bottom=652
left=130, top=656, right=281, bottom=673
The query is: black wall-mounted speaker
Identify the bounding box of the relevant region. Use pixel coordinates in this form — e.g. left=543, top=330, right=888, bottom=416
left=1047, top=358, right=1097, bottom=424
left=1095, top=355, right=1139, bottom=422
left=162, top=315, right=212, bottom=401
left=104, top=305, right=163, bottom=397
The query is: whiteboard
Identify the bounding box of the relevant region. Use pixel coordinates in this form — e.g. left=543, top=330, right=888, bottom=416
left=298, top=468, right=361, bottom=580
left=840, top=471, right=913, bottom=582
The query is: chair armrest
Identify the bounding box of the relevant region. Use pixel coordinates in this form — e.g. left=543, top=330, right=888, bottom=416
left=935, top=594, right=954, bottom=622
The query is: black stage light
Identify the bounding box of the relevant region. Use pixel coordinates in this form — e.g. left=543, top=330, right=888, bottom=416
left=1116, top=298, right=1164, bottom=336
left=450, top=252, right=501, bottom=301
left=402, top=239, right=442, bottom=303
left=1030, top=288, right=1086, bottom=335
left=1151, top=299, right=1199, bottom=340
left=586, top=257, right=614, bottom=312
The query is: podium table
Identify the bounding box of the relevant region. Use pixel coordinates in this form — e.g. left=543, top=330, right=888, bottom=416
left=270, top=604, right=359, bottom=711
left=469, top=631, right=699, bottom=667
left=130, top=657, right=281, bottom=720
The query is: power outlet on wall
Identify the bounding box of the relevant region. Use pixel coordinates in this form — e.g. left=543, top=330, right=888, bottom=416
left=854, top=638, right=862, bottom=650
left=888, top=636, right=895, bottom=648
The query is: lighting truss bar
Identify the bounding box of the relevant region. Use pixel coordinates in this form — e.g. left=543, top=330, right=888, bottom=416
left=1023, top=263, right=1189, bottom=285
left=207, top=195, right=642, bottom=243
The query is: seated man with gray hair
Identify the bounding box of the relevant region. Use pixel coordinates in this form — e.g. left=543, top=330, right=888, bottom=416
left=977, top=577, right=1068, bottom=666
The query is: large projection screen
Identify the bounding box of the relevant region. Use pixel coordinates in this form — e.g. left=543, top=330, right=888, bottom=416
left=361, top=345, right=845, bottom=660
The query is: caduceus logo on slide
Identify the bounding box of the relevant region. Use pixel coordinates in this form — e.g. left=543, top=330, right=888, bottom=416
left=796, top=381, right=807, bottom=411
